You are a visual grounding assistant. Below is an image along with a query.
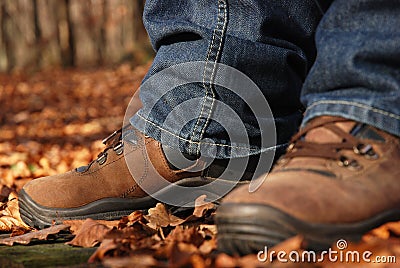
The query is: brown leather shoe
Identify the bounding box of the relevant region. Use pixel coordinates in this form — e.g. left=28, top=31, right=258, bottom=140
left=216, top=116, right=400, bottom=254
left=19, top=126, right=242, bottom=228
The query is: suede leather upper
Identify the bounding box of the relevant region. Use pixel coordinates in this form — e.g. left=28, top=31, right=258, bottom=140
left=222, top=117, right=400, bottom=224
left=23, top=133, right=201, bottom=208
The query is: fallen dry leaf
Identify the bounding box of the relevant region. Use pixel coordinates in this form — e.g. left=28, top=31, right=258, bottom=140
left=88, top=238, right=119, bottom=263
left=168, top=242, right=200, bottom=267
left=165, top=226, right=204, bottom=247
left=199, top=239, right=217, bottom=255
left=369, top=224, right=391, bottom=240
left=0, top=185, right=13, bottom=203
left=215, top=253, right=238, bottom=268
left=385, top=222, right=400, bottom=237
left=89, top=215, right=159, bottom=262
left=127, top=210, right=145, bottom=224
left=199, top=224, right=217, bottom=238
left=117, top=210, right=145, bottom=229
left=65, top=218, right=114, bottom=248
left=193, top=195, right=216, bottom=218
left=144, top=203, right=186, bottom=229
left=107, top=220, right=157, bottom=242
left=0, top=224, right=69, bottom=246
left=11, top=226, right=30, bottom=237
left=63, top=219, right=119, bottom=234
left=0, top=215, right=27, bottom=233
left=237, top=254, right=273, bottom=268
left=215, top=253, right=276, bottom=268
left=0, top=191, right=30, bottom=232
left=102, top=255, right=158, bottom=268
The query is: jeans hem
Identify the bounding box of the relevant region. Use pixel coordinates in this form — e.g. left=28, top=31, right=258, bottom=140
left=130, top=112, right=284, bottom=159
left=303, top=100, right=400, bottom=137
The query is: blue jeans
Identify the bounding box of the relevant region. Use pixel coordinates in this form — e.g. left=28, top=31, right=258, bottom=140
left=130, top=0, right=400, bottom=160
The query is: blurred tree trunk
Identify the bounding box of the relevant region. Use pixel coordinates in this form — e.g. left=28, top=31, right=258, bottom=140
left=35, top=0, right=66, bottom=68
left=68, top=0, right=105, bottom=67
left=1, top=0, right=38, bottom=71
left=0, top=2, right=6, bottom=71
left=0, top=0, right=149, bottom=72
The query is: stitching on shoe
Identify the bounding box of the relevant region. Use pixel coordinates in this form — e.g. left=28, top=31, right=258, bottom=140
left=156, top=141, right=178, bottom=179
left=121, top=139, right=150, bottom=198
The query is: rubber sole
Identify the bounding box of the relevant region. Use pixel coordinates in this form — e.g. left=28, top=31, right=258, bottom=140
left=19, top=177, right=246, bottom=229
left=216, top=203, right=400, bottom=255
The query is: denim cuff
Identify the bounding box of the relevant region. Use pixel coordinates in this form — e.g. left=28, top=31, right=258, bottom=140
left=130, top=112, right=287, bottom=159
left=303, top=100, right=400, bottom=138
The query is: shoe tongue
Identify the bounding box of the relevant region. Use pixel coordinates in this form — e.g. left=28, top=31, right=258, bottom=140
left=351, top=124, right=386, bottom=141
left=304, top=120, right=356, bottom=144
left=304, top=117, right=386, bottom=144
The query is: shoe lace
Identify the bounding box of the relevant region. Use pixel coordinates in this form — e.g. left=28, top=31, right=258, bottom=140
left=284, top=117, right=379, bottom=168
left=94, top=128, right=124, bottom=165
left=75, top=129, right=124, bottom=172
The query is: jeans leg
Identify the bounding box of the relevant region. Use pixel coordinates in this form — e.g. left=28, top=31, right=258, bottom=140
left=132, top=0, right=325, bottom=158
left=302, top=0, right=400, bottom=137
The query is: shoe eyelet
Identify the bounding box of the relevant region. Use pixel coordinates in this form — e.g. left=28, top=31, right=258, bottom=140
left=353, top=143, right=370, bottom=154
left=102, top=129, right=121, bottom=145
left=348, top=160, right=362, bottom=171
left=338, top=156, right=362, bottom=170
left=365, top=150, right=379, bottom=160
left=353, top=143, right=379, bottom=160
left=113, top=142, right=124, bottom=155
left=338, top=156, right=350, bottom=167
left=96, top=153, right=107, bottom=165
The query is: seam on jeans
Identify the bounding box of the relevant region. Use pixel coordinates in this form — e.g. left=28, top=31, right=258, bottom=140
left=190, top=0, right=228, bottom=155
left=307, top=100, right=400, bottom=120
left=191, top=6, right=218, bottom=144
left=136, top=112, right=282, bottom=152
left=200, top=0, right=228, bottom=145
left=193, top=0, right=227, bottom=147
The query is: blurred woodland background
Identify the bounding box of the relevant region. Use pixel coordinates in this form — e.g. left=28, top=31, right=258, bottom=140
left=0, top=0, right=152, bottom=195
left=0, top=0, right=151, bottom=73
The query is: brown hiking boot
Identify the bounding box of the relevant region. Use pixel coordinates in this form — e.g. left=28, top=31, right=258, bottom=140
left=216, top=116, right=400, bottom=254
left=19, top=126, right=244, bottom=228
